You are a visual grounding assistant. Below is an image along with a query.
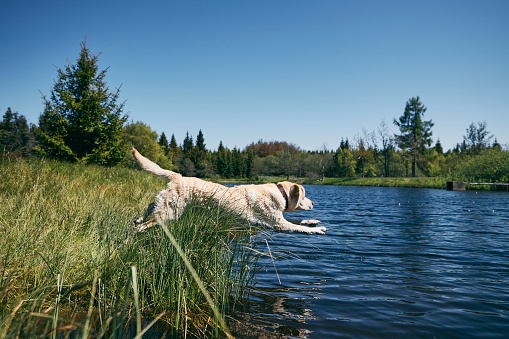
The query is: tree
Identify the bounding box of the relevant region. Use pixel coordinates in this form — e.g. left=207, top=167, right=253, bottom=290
left=315, top=144, right=333, bottom=180
left=158, top=132, right=169, bottom=155
left=377, top=120, right=395, bottom=177
left=196, top=129, right=206, bottom=152
left=354, top=136, right=376, bottom=177
left=123, top=121, right=173, bottom=169
left=193, top=129, right=212, bottom=177
left=0, top=107, right=35, bottom=157
left=463, top=121, right=493, bottom=155
left=34, top=40, right=128, bottom=165
left=333, top=147, right=356, bottom=177
left=434, top=139, right=444, bottom=154
left=182, top=132, right=194, bottom=157
left=167, top=133, right=181, bottom=166
left=215, top=141, right=232, bottom=178
left=394, top=96, right=434, bottom=177
left=339, top=138, right=350, bottom=151
left=277, top=143, right=301, bottom=179
left=459, top=148, right=509, bottom=182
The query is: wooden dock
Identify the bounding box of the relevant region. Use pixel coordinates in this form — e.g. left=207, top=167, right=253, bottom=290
left=446, top=181, right=509, bottom=191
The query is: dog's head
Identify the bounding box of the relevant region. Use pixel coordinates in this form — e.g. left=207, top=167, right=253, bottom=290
left=278, top=181, right=314, bottom=212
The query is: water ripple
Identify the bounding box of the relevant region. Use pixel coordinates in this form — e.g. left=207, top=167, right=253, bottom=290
left=235, top=186, right=509, bottom=338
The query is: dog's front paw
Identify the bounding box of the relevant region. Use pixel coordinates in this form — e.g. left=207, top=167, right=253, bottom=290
left=300, top=219, right=321, bottom=226
left=314, top=226, right=327, bottom=235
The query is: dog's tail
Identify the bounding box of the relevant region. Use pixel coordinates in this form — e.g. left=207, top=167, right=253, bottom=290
left=132, top=148, right=178, bottom=179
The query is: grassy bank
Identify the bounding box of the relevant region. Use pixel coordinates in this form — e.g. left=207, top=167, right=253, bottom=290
left=0, top=159, right=259, bottom=338
left=218, top=176, right=449, bottom=190
left=310, top=177, right=448, bottom=189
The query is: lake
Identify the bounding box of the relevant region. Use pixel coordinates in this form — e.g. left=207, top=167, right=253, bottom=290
left=235, top=185, right=509, bottom=338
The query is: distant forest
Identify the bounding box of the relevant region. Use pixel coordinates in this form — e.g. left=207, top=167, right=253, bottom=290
left=2, top=41, right=508, bottom=183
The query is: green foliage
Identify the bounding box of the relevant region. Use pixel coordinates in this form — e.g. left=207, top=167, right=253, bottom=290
left=461, top=121, right=494, bottom=155
left=0, top=107, right=35, bottom=157
left=423, top=149, right=446, bottom=177
left=34, top=40, right=128, bottom=166
left=354, top=138, right=377, bottom=178
left=123, top=121, right=173, bottom=169
left=394, top=96, right=434, bottom=177
left=158, top=131, right=169, bottom=154
left=180, top=131, right=209, bottom=177
left=333, top=147, right=356, bottom=177
left=315, top=176, right=448, bottom=189
left=458, top=148, right=509, bottom=182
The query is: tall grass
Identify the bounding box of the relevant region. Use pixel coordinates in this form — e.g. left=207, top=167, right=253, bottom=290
left=0, top=158, right=259, bottom=338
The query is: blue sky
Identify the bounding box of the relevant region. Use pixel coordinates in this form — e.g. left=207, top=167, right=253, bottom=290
left=1, top=0, right=508, bottom=151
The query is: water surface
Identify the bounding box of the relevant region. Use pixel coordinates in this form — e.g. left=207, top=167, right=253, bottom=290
left=236, top=186, right=509, bottom=338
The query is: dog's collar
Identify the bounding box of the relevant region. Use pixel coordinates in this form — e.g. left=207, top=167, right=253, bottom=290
left=276, top=183, right=288, bottom=210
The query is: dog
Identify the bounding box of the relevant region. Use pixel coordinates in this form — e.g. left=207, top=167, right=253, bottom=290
left=132, top=148, right=327, bottom=234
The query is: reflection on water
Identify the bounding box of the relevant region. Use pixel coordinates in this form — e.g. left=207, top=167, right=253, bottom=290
left=232, top=186, right=509, bottom=338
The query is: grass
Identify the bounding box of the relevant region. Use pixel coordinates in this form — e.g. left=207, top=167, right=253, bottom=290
left=0, top=158, right=260, bottom=338
left=307, top=176, right=449, bottom=189
left=218, top=175, right=450, bottom=190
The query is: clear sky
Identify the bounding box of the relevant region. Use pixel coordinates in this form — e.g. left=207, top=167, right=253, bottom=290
left=1, top=0, right=508, bottom=152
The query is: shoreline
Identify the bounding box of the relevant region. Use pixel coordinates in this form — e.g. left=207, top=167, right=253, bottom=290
left=216, top=176, right=508, bottom=191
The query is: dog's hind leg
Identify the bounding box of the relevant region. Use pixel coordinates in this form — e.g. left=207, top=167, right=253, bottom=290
left=134, top=202, right=156, bottom=226
left=133, top=218, right=158, bottom=233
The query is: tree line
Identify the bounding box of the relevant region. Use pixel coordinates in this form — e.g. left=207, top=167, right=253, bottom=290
left=2, top=41, right=508, bottom=183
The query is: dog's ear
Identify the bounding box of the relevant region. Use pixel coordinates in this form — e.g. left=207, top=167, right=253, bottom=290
left=287, top=184, right=302, bottom=212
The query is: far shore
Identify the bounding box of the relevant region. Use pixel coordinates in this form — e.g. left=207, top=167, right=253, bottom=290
left=215, top=177, right=506, bottom=191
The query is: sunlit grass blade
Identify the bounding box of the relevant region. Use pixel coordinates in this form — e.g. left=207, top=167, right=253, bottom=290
left=160, top=221, right=233, bottom=338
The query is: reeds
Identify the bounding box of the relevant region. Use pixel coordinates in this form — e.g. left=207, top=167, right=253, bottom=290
left=0, top=158, right=260, bottom=338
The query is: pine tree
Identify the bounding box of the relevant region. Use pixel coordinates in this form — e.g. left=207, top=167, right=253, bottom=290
left=0, top=107, right=35, bottom=156
left=167, top=133, right=181, bottom=169
left=158, top=132, right=169, bottom=154
left=169, top=134, right=178, bottom=150
left=434, top=139, right=444, bottom=154
left=182, top=132, right=194, bottom=156
left=196, top=129, right=206, bottom=152
left=215, top=141, right=231, bottom=178
left=394, top=96, right=434, bottom=177
left=35, top=40, right=128, bottom=165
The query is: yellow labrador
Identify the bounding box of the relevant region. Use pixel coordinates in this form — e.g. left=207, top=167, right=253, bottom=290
left=132, top=148, right=326, bottom=234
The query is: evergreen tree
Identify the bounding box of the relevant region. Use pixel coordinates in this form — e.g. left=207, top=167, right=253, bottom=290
left=193, top=129, right=210, bottom=177
left=492, top=138, right=501, bottom=151
left=245, top=149, right=254, bottom=178
left=158, top=132, right=169, bottom=154
left=196, top=129, right=206, bottom=152
left=339, top=138, right=350, bottom=150
left=394, top=96, right=434, bottom=177
left=231, top=147, right=246, bottom=178
left=434, top=139, right=444, bottom=154
left=215, top=141, right=232, bottom=178
left=167, top=133, right=181, bottom=169
left=0, top=107, right=35, bottom=156
left=34, top=40, right=128, bottom=165
left=182, top=132, right=194, bottom=157
left=169, top=134, right=179, bottom=150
